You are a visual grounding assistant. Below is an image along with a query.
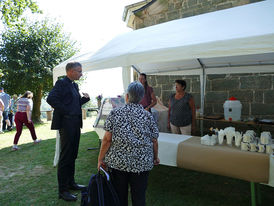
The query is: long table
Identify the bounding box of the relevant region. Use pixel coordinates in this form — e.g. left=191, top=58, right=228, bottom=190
left=157, top=132, right=273, bottom=206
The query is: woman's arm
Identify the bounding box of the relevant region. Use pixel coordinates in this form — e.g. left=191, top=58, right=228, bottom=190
left=152, top=138, right=160, bottom=165
left=26, top=105, right=32, bottom=123
left=97, top=131, right=112, bottom=170
left=189, top=97, right=196, bottom=135
left=146, top=91, right=157, bottom=111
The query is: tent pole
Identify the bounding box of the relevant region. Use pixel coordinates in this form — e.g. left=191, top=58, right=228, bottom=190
left=197, top=58, right=206, bottom=136
left=122, top=66, right=132, bottom=93
left=132, top=65, right=140, bottom=74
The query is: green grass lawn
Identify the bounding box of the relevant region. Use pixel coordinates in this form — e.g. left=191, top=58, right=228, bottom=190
left=0, top=117, right=274, bottom=206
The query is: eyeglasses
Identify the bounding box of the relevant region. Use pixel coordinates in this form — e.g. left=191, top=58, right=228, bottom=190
left=74, top=70, right=82, bottom=73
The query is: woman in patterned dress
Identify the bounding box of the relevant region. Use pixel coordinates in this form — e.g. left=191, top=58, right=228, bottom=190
left=98, top=81, right=160, bottom=206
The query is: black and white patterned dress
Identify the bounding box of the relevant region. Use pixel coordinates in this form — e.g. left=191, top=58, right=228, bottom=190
left=104, top=103, right=159, bottom=173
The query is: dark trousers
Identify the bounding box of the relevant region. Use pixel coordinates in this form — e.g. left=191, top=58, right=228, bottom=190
left=110, top=168, right=149, bottom=206
left=13, top=112, right=37, bottom=144
left=58, top=116, right=81, bottom=193
left=2, top=111, right=8, bottom=130
left=8, top=113, right=13, bottom=127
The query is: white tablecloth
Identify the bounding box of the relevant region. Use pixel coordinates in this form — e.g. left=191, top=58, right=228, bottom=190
left=158, top=132, right=192, bottom=167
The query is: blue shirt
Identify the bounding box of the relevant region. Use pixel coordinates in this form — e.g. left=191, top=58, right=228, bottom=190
left=0, top=92, right=11, bottom=111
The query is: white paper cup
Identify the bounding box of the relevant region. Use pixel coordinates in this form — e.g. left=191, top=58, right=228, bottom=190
left=241, top=142, right=249, bottom=151
left=258, top=144, right=265, bottom=153
left=249, top=142, right=257, bottom=152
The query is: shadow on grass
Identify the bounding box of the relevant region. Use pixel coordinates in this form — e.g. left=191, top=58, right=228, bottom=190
left=0, top=130, right=274, bottom=206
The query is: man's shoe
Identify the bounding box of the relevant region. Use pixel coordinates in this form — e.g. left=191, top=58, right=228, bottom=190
left=58, top=191, right=77, bottom=201
left=68, top=183, right=86, bottom=191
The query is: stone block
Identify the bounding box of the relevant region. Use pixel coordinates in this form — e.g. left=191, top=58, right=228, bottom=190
left=217, top=3, right=232, bottom=10
left=192, top=79, right=200, bottom=93
left=167, top=10, right=180, bottom=21
left=240, top=76, right=272, bottom=89
left=211, top=79, right=239, bottom=91
left=212, top=103, right=223, bottom=114
left=162, top=84, right=174, bottom=91
left=168, top=2, right=175, bottom=10
left=188, top=0, right=198, bottom=7
left=156, top=75, right=170, bottom=84
left=229, top=90, right=253, bottom=102
left=264, top=90, right=274, bottom=104
left=175, top=2, right=182, bottom=9
left=153, top=87, right=161, bottom=98
left=181, top=10, right=195, bottom=18
left=147, top=75, right=156, bottom=87
left=162, top=90, right=172, bottom=106
left=205, top=91, right=228, bottom=103
left=206, top=79, right=211, bottom=91
left=212, top=0, right=227, bottom=4
left=169, top=75, right=184, bottom=82
left=207, top=74, right=226, bottom=80
left=192, top=93, right=201, bottom=107
left=251, top=103, right=274, bottom=115
left=156, top=17, right=167, bottom=24
left=204, top=104, right=213, bottom=116
left=241, top=102, right=250, bottom=116
left=254, top=91, right=263, bottom=103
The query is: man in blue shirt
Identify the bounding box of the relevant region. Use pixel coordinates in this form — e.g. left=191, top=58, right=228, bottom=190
left=0, top=87, right=12, bottom=131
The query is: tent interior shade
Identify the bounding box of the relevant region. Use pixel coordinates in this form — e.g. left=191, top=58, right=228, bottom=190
left=135, top=52, right=274, bottom=75
left=53, top=0, right=274, bottom=79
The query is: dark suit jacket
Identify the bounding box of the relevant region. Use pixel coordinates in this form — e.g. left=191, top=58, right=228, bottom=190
left=47, top=76, right=90, bottom=130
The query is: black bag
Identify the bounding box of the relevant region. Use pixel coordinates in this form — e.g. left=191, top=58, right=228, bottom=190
left=81, top=167, right=120, bottom=206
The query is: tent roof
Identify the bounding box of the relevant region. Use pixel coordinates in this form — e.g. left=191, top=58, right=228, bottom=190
left=53, top=0, right=274, bottom=78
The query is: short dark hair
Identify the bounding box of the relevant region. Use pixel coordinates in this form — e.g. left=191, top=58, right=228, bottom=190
left=175, top=80, right=187, bottom=90
left=0, top=87, right=3, bottom=91
left=140, top=73, right=147, bottom=80
left=66, top=62, right=82, bottom=72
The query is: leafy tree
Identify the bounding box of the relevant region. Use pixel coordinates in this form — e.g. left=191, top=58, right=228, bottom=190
left=0, top=19, right=78, bottom=122
left=0, top=0, right=41, bottom=26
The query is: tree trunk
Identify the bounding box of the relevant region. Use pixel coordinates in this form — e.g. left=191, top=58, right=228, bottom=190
left=32, top=86, right=42, bottom=123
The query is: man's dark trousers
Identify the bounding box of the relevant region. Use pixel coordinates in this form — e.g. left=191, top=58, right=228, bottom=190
left=58, top=115, right=81, bottom=193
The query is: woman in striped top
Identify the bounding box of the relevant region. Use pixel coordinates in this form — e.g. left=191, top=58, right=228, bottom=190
left=12, top=91, right=41, bottom=151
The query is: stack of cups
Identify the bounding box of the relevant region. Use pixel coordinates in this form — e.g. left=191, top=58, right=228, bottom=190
left=260, top=132, right=273, bottom=154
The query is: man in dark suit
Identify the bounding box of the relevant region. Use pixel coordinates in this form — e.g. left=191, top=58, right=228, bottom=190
left=47, top=62, right=90, bottom=201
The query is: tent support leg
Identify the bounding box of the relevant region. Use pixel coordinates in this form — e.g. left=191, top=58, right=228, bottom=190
left=197, top=58, right=206, bottom=136
left=250, top=182, right=257, bottom=206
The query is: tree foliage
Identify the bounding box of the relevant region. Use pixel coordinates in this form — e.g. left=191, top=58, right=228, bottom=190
left=0, top=0, right=41, bottom=26
left=0, top=19, right=78, bottom=122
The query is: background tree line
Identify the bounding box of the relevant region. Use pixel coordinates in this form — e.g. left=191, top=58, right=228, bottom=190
left=0, top=0, right=78, bottom=122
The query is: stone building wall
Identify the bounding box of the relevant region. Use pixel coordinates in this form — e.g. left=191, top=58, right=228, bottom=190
left=138, top=72, right=274, bottom=120
left=131, top=0, right=273, bottom=133
left=134, top=0, right=263, bottom=29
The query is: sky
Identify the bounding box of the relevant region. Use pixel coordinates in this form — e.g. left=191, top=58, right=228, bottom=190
left=35, top=0, right=140, bottom=99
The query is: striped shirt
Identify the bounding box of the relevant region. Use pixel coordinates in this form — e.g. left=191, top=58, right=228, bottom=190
left=17, top=98, right=33, bottom=112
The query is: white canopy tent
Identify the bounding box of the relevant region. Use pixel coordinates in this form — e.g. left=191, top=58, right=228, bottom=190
left=53, top=0, right=274, bottom=110
left=52, top=0, right=274, bottom=166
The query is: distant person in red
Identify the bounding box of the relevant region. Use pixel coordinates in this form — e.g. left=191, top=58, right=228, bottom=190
left=138, top=73, right=157, bottom=112
left=12, top=91, right=41, bottom=151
